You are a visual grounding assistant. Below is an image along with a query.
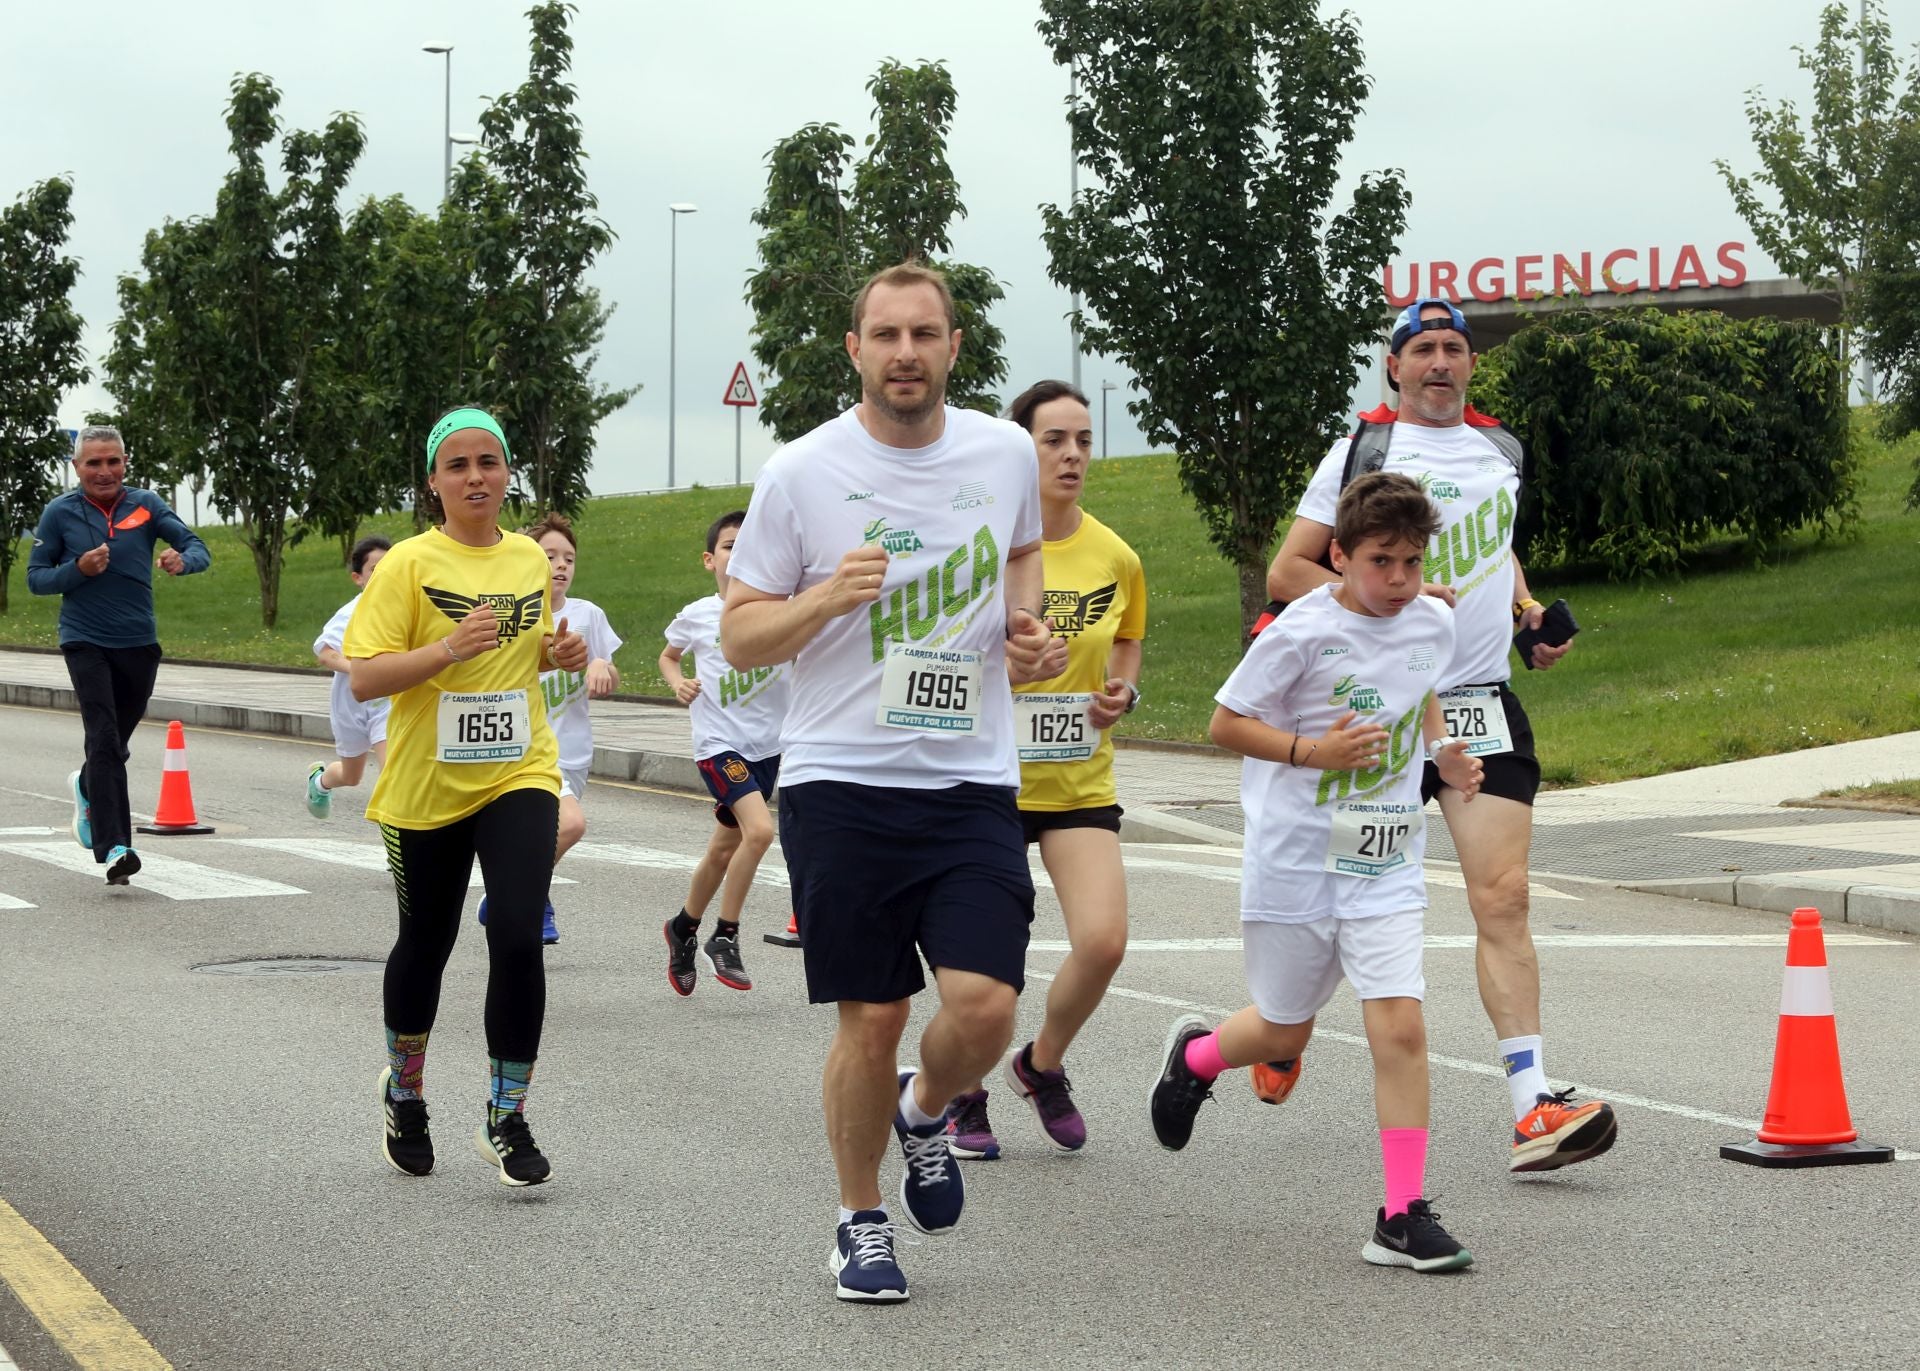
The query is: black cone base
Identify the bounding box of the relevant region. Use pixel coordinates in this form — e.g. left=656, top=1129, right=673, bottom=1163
left=138, top=822, right=215, bottom=835
left=1721, top=1138, right=1894, bottom=1168
left=762, top=930, right=801, bottom=948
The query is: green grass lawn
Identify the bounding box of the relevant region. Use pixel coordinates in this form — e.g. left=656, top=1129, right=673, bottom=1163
left=5, top=417, right=1917, bottom=787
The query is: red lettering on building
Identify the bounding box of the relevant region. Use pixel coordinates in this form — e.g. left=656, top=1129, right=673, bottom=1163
left=1601, top=248, right=1639, bottom=294
left=1466, top=258, right=1505, bottom=302
left=1381, top=242, right=1749, bottom=303
left=1716, top=241, right=1748, bottom=288
left=1429, top=260, right=1460, bottom=303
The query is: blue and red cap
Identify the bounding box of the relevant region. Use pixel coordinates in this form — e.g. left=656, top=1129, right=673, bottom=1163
left=1388, top=297, right=1472, bottom=355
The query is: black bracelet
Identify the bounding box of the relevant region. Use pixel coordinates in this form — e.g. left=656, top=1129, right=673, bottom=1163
left=1288, top=735, right=1301, bottom=767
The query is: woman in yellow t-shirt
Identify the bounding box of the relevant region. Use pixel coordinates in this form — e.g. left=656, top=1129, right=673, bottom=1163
left=946, top=380, right=1148, bottom=1159
left=344, top=406, right=588, bottom=1189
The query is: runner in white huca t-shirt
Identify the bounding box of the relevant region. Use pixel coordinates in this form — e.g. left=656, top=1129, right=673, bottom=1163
left=719, top=263, right=1065, bottom=1306
left=305, top=535, right=393, bottom=820
left=1264, top=296, right=1617, bottom=1176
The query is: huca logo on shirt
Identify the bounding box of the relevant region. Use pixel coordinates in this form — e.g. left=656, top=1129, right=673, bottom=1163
left=1315, top=692, right=1432, bottom=807
left=1042, top=583, right=1115, bottom=635
left=863, top=517, right=923, bottom=558
left=1328, top=673, right=1383, bottom=711
left=1428, top=486, right=1516, bottom=594
left=1421, top=475, right=1464, bottom=504
left=719, top=664, right=779, bottom=708
left=869, top=524, right=1000, bottom=661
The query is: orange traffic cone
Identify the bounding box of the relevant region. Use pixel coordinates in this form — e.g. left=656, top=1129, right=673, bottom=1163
left=1722, top=908, right=1891, bottom=1168
left=136, top=720, right=215, bottom=836
left=763, top=910, right=801, bottom=948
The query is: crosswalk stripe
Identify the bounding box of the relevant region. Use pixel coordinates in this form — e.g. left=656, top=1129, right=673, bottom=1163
left=0, top=842, right=305, bottom=902
left=215, top=838, right=577, bottom=887
left=1026, top=932, right=1908, bottom=953
left=566, top=842, right=791, bottom=888
left=0, top=893, right=33, bottom=911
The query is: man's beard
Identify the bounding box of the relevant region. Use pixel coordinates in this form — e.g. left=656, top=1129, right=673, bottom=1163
left=1405, top=380, right=1464, bottom=424
left=866, top=370, right=947, bottom=425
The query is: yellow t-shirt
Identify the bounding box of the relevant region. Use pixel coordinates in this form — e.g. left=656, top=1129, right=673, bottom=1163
left=1016, top=510, right=1147, bottom=812
left=344, top=527, right=559, bottom=829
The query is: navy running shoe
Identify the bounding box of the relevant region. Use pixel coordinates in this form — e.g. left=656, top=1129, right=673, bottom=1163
left=893, top=1070, right=963, bottom=1235
left=830, top=1209, right=910, bottom=1303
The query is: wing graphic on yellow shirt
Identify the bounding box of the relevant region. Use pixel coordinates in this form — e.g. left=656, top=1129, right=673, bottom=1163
left=423, top=586, right=547, bottom=640
left=1044, top=582, right=1117, bottom=635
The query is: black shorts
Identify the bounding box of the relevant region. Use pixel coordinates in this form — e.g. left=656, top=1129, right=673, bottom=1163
left=778, top=780, right=1034, bottom=1005
left=1020, top=803, right=1124, bottom=846
left=697, top=751, right=780, bottom=828
left=1422, top=682, right=1540, bottom=807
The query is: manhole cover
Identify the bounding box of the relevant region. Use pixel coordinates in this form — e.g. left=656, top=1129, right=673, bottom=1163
left=192, top=956, right=385, bottom=977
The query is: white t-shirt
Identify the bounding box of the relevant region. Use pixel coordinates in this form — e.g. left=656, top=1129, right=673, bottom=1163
left=1297, top=417, right=1518, bottom=688
left=315, top=594, right=389, bottom=735
left=537, top=596, right=623, bottom=774
left=726, top=405, right=1044, bottom=790
left=664, top=593, right=788, bottom=762
left=1216, top=585, right=1456, bottom=922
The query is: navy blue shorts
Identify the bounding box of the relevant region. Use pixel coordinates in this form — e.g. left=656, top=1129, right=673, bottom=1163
left=778, top=780, right=1034, bottom=1005
left=697, top=751, right=780, bottom=828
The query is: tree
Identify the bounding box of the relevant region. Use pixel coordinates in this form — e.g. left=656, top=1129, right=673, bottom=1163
left=746, top=60, right=1008, bottom=443
left=1036, top=0, right=1408, bottom=634
left=1715, top=0, right=1917, bottom=370
left=1859, top=115, right=1920, bottom=503
left=0, top=177, right=89, bottom=613
left=106, top=74, right=366, bottom=627
left=471, top=1, right=636, bottom=516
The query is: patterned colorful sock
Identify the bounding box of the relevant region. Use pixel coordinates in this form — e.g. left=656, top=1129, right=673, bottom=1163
left=1380, top=1127, right=1428, bottom=1218
left=714, top=918, right=740, bottom=941
left=1498, top=1034, right=1548, bottom=1122
left=385, top=1030, right=428, bottom=1102
left=1183, top=1031, right=1231, bottom=1082
left=488, top=1057, right=535, bottom=1126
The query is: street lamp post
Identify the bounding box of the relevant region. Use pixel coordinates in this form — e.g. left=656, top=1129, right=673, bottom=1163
left=1100, top=379, right=1117, bottom=460
left=667, top=203, right=699, bottom=489
left=422, top=43, right=454, bottom=205
left=1068, top=64, right=1082, bottom=392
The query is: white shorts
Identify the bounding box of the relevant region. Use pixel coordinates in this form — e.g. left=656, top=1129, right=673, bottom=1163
left=1243, top=910, right=1425, bottom=1025
left=559, top=766, right=589, bottom=802
left=331, top=697, right=388, bottom=759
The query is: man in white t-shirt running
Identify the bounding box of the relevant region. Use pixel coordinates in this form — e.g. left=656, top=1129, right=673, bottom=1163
left=1266, top=298, right=1618, bottom=1175
left=722, top=263, right=1066, bottom=1304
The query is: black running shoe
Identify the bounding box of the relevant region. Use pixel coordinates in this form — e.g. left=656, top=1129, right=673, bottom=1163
left=378, top=1068, right=433, bottom=1177
left=474, top=1112, right=551, bottom=1187
left=702, top=933, right=752, bottom=990
left=1362, top=1199, right=1474, bottom=1273
left=664, top=919, right=698, bottom=996
left=1148, top=1014, right=1215, bottom=1151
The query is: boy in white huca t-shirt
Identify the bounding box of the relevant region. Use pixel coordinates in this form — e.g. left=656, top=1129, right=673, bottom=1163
left=1148, top=472, right=1485, bottom=1275
left=659, top=509, right=789, bottom=996
left=474, top=513, right=622, bottom=946
left=306, top=535, right=393, bottom=819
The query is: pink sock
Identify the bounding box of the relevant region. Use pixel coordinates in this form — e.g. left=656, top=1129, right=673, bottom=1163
left=1380, top=1128, right=1428, bottom=1218
left=1183, top=1031, right=1231, bottom=1082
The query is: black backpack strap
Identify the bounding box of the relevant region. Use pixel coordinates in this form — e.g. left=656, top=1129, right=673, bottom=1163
left=1340, top=420, right=1394, bottom=488
left=1480, top=422, right=1526, bottom=495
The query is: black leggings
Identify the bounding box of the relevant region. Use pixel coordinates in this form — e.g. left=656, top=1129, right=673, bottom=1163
left=381, top=787, right=558, bottom=1061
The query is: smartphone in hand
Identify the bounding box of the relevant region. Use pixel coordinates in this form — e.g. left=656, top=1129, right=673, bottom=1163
left=1513, top=598, right=1578, bottom=669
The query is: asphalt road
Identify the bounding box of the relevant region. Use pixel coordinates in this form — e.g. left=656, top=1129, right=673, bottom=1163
left=2, top=705, right=1917, bottom=1371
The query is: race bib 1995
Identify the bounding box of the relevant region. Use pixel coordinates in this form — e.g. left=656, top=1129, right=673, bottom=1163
left=1325, top=799, right=1424, bottom=878
left=876, top=644, right=985, bottom=734
left=1015, top=693, right=1096, bottom=763
left=436, top=689, right=531, bottom=763
left=1437, top=686, right=1513, bottom=757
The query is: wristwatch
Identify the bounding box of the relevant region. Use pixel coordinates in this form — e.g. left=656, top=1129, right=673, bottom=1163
left=1122, top=681, right=1142, bottom=714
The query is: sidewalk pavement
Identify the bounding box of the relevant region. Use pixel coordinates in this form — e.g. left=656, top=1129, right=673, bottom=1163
left=5, top=647, right=1917, bottom=936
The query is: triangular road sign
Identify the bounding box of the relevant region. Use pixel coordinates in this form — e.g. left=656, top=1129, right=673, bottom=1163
left=722, top=361, right=758, bottom=407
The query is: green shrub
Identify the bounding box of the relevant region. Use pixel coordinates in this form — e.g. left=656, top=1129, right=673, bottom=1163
left=1468, top=308, right=1856, bottom=577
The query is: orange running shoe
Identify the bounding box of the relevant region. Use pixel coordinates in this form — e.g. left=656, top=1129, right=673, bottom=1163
left=1250, top=1058, right=1302, bottom=1105
left=1510, top=1088, right=1618, bottom=1172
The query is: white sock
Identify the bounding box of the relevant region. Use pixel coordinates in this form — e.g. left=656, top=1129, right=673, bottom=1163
left=898, top=1076, right=943, bottom=1129
left=1498, top=1035, right=1548, bottom=1122
left=839, top=1206, right=859, bottom=1225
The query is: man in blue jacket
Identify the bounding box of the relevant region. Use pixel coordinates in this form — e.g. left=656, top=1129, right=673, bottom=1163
left=28, top=426, right=211, bottom=884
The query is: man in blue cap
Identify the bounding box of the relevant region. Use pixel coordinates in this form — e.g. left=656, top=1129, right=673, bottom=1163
left=28, top=426, right=211, bottom=884
left=1262, top=298, right=1618, bottom=1175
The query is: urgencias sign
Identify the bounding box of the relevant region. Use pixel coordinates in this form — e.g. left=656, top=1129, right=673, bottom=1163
left=1384, top=242, right=1748, bottom=306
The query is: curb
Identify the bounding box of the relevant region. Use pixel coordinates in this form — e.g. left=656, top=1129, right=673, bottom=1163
left=1624, top=874, right=1920, bottom=938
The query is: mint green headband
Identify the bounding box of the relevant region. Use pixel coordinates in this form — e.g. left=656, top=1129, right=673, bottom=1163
left=426, top=408, right=511, bottom=472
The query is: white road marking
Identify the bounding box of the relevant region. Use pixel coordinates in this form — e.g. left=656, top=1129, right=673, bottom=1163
left=568, top=842, right=791, bottom=888
left=0, top=1338, right=17, bottom=1369
left=0, top=842, right=305, bottom=901
left=1117, top=843, right=1582, bottom=902
left=1686, top=820, right=1920, bottom=856
left=0, top=826, right=56, bottom=836
left=0, top=893, right=35, bottom=910
left=216, top=838, right=576, bottom=886
left=1034, top=970, right=1919, bottom=1161
left=0, top=785, right=153, bottom=823
left=1028, top=932, right=1910, bottom=954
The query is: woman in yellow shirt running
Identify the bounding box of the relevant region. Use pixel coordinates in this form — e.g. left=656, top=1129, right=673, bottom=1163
left=344, top=406, right=587, bottom=1189
left=947, top=379, right=1147, bottom=1158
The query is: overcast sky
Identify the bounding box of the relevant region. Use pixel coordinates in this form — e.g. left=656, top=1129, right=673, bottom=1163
left=8, top=0, right=1907, bottom=494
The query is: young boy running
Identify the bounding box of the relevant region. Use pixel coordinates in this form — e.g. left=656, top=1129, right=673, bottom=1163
left=659, top=510, right=788, bottom=995
left=307, top=535, right=392, bottom=817
left=484, top=513, right=622, bottom=945
left=1149, top=472, right=1485, bottom=1274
